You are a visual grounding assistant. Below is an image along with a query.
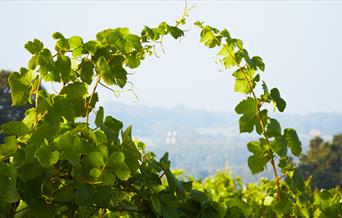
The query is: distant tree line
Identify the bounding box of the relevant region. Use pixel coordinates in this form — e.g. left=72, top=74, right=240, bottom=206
left=298, top=134, right=342, bottom=189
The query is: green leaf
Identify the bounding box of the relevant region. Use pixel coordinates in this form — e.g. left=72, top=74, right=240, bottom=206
left=38, top=49, right=57, bottom=81
left=83, top=40, right=99, bottom=55
left=248, top=154, right=268, bottom=175
left=1, top=121, right=30, bottom=136
left=200, top=201, right=225, bottom=218
left=96, top=28, right=129, bottom=49
left=290, top=168, right=305, bottom=192
left=168, top=25, right=184, bottom=39
left=17, top=163, right=44, bottom=182
left=247, top=140, right=269, bottom=174
left=263, top=196, right=274, bottom=206
left=270, top=88, right=286, bottom=112
left=94, top=186, right=115, bottom=207
left=235, top=98, right=267, bottom=134
left=54, top=132, right=83, bottom=168
left=34, top=145, right=59, bottom=167
left=284, top=128, right=302, bottom=156
left=126, top=52, right=141, bottom=69
left=273, top=193, right=294, bottom=216
left=159, top=193, right=179, bottom=218
left=270, top=137, right=287, bottom=157
left=89, top=168, right=102, bottom=179
left=122, top=140, right=140, bottom=173
left=94, top=130, right=107, bottom=145
left=0, top=136, right=17, bottom=157
left=266, top=118, right=281, bottom=137
left=235, top=97, right=257, bottom=116
left=232, top=68, right=254, bottom=94
left=261, top=81, right=271, bottom=102
left=107, top=152, right=131, bottom=180
left=111, top=64, right=127, bottom=88
left=125, top=34, right=143, bottom=51
left=122, top=125, right=132, bottom=142
left=8, top=71, right=34, bottom=106
left=103, top=115, right=123, bottom=139
left=226, top=198, right=252, bottom=216
left=95, top=106, right=104, bottom=127
left=60, top=82, right=88, bottom=100
left=151, top=195, right=161, bottom=215
left=235, top=48, right=250, bottom=65
left=96, top=56, right=111, bottom=78
left=225, top=207, right=245, bottom=218
left=220, top=28, right=231, bottom=41
left=218, top=44, right=235, bottom=69
left=160, top=153, right=186, bottom=196
left=28, top=55, right=39, bottom=70
left=251, top=56, right=265, bottom=71
left=100, top=170, right=116, bottom=186
left=200, top=26, right=221, bottom=48
left=29, top=123, right=58, bottom=146
left=107, top=152, right=125, bottom=166
left=278, top=157, right=288, bottom=168
left=235, top=39, right=243, bottom=50
left=104, top=116, right=123, bottom=132
left=68, top=36, right=83, bottom=49
left=52, top=32, right=64, bottom=40
left=253, top=74, right=260, bottom=82
left=79, top=58, right=94, bottom=84
left=83, top=151, right=105, bottom=169
left=54, top=33, right=69, bottom=51
left=55, top=55, right=71, bottom=83
left=25, top=39, right=44, bottom=55
left=53, top=95, right=75, bottom=122
left=75, top=184, right=94, bottom=206
left=53, top=185, right=74, bottom=203
left=73, top=92, right=98, bottom=117
left=0, top=162, right=20, bottom=203
left=35, top=90, right=51, bottom=115
left=98, top=55, right=127, bottom=88
left=113, top=162, right=131, bottom=181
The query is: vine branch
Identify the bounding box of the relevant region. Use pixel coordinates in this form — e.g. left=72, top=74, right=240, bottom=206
left=223, top=45, right=281, bottom=201
left=35, top=76, right=42, bottom=128
left=86, top=76, right=101, bottom=126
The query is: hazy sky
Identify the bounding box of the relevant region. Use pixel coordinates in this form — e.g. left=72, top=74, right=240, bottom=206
left=1, top=1, right=342, bottom=114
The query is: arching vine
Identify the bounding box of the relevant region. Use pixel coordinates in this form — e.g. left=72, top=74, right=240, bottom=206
left=0, top=8, right=341, bottom=218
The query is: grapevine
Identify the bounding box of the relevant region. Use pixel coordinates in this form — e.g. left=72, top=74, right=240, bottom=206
left=0, top=8, right=341, bottom=218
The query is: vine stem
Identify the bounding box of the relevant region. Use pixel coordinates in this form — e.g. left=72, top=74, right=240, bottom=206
left=35, top=76, right=42, bottom=127
left=223, top=45, right=281, bottom=201
left=86, top=76, right=101, bottom=127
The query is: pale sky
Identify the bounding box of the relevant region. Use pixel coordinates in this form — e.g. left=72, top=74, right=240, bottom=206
left=1, top=1, right=342, bottom=114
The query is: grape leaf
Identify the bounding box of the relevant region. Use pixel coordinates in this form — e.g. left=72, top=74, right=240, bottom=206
left=25, top=39, right=44, bottom=55
left=8, top=71, right=34, bottom=106
left=284, top=128, right=302, bottom=156
left=270, top=88, right=286, bottom=112
left=55, top=55, right=71, bottom=83
left=235, top=98, right=267, bottom=134
left=34, top=145, right=60, bottom=167
left=107, top=152, right=131, bottom=180
left=1, top=121, right=30, bottom=136
left=0, top=136, right=17, bottom=157
left=247, top=141, right=269, bottom=174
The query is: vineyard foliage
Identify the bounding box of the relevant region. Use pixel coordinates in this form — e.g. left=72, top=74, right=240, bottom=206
left=0, top=10, right=341, bottom=218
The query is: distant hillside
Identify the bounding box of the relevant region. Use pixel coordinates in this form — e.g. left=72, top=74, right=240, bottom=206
left=102, top=102, right=342, bottom=182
